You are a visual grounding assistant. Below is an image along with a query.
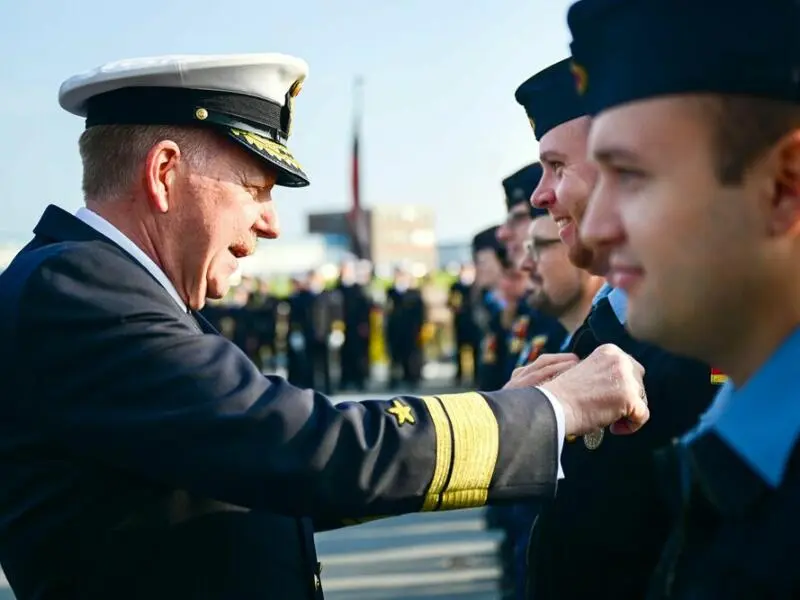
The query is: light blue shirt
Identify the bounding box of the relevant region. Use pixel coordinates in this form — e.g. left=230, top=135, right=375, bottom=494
left=607, top=288, right=628, bottom=324
left=559, top=333, right=573, bottom=352
left=592, top=283, right=628, bottom=324
left=592, top=282, right=613, bottom=305
left=683, top=326, right=800, bottom=488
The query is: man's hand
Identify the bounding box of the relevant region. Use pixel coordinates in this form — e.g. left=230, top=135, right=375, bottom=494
left=540, top=344, right=649, bottom=437
left=505, top=353, right=580, bottom=388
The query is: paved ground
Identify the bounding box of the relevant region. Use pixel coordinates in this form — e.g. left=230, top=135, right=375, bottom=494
left=1, top=375, right=504, bottom=600
left=316, top=509, right=503, bottom=599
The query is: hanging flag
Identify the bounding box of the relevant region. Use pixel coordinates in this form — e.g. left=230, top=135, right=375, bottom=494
left=348, top=77, right=369, bottom=259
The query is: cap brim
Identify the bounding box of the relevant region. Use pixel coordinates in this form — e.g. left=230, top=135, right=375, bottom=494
left=226, top=127, right=309, bottom=187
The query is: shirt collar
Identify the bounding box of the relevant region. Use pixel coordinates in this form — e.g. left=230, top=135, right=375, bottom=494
left=607, top=288, right=628, bottom=324
left=74, top=207, right=188, bottom=313
left=592, top=283, right=628, bottom=324
left=592, top=282, right=613, bottom=305
left=689, top=326, right=800, bottom=488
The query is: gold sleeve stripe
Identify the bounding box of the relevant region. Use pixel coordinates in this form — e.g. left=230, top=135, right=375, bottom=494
left=420, top=396, right=453, bottom=511
left=438, top=392, right=499, bottom=510
left=419, top=392, right=500, bottom=511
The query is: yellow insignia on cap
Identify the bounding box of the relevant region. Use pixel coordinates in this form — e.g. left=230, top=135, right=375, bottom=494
left=528, top=117, right=536, bottom=135
left=570, top=61, right=588, bottom=96
left=229, top=128, right=303, bottom=171
left=387, top=399, right=415, bottom=427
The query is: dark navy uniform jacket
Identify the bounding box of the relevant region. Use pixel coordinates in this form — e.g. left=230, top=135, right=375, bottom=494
left=647, top=326, right=800, bottom=599
left=0, top=206, right=562, bottom=600
left=527, top=292, right=719, bottom=600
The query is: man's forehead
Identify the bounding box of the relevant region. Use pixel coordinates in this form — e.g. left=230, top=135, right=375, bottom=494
left=589, top=96, right=704, bottom=161
left=539, top=116, right=590, bottom=160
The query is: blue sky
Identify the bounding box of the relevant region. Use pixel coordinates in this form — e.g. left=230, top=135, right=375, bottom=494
left=0, top=0, right=573, bottom=244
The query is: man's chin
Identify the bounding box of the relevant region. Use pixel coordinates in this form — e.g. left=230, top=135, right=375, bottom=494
left=204, top=272, right=234, bottom=302
left=205, top=281, right=229, bottom=301
left=568, top=244, right=610, bottom=276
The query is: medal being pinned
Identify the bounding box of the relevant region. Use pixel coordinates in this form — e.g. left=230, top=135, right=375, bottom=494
left=583, top=428, right=604, bottom=450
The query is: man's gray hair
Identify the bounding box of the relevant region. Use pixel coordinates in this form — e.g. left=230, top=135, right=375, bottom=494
left=78, top=124, right=210, bottom=201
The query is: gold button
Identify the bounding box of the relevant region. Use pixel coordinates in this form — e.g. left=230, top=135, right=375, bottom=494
left=314, top=574, right=321, bottom=589
left=195, top=107, right=208, bottom=120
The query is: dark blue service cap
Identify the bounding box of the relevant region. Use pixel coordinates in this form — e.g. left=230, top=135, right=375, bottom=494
left=472, top=225, right=502, bottom=255
left=515, top=58, right=586, bottom=141
left=502, top=162, right=546, bottom=218
left=567, top=0, right=800, bottom=116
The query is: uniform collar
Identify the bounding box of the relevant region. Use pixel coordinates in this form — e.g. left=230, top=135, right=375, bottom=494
left=75, top=207, right=187, bottom=313
left=695, top=326, right=800, bottom=489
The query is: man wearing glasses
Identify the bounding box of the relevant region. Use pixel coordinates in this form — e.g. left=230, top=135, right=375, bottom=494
left=521, top=213, right=604, bottom=354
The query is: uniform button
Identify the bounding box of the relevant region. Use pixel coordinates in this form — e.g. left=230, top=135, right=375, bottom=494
left=314, top=574, right=321, bottom=589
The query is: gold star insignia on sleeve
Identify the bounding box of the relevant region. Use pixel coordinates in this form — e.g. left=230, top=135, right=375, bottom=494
left=387, top=399, right=416, bottom=426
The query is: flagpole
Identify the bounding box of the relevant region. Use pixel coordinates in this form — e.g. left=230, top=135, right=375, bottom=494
left=353, top=76, right=364, bottom=127
left=350, top=76, right=367, bottom=259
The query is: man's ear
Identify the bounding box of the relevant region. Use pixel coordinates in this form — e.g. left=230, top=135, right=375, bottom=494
left=771, top=128, right=800, bottom=237
left=143, top=140, right=182, bottom=214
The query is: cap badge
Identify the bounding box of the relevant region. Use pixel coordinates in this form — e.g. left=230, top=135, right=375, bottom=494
left=286, top=77, right=305, bottom=137
left=570, top=61, right=588, bottom=96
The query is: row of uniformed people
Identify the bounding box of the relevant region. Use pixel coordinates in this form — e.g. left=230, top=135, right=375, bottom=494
left=445, top=165, right=571, bottom=598
left=476, top=49, right=721, bottom=600
left=203, top=263, right=430, bottom=394
left=466, top=0, right=800, bottom=598
left=203, top=267, right=373, bottom=395
left=451, top=32, right=726, bottom=600
left=448, top=166, right=568, bottom=394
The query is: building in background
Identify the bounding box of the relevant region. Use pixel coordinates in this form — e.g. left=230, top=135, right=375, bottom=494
left=308, top=205, right=438, bottom=277
left=437, top=241, right=472, bottom=270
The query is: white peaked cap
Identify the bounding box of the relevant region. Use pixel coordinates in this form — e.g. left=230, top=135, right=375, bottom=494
left=59, top=53, right=311, bottom=187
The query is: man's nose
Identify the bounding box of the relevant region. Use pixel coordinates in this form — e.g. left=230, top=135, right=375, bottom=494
left=531, top=186, right=556, bottom=210
left=254, top=201, right=280, bottom=239
left=496, top=222, right=511, bottom=242
left=520, top=251, right=534, bottom=273
left=580, top=181, right=624, bottom=251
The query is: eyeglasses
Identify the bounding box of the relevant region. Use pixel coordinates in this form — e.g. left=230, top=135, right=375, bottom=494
left=525, top=237, right=563, bottom=261
left=504, top=210, right=530, bottom=228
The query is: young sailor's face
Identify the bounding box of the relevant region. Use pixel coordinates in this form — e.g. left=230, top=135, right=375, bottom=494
left=583, top=95, right=768, bottom=362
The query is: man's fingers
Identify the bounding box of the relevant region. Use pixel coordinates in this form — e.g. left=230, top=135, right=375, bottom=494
left=629, top=355, right=645, bottom=377
left=609, top=400, right=650, bottom=435
left=516, top=360, right=578, bottom=386
left=524, top=352, right=579, bottom=369
left=511, top=354, right=578, bottom=379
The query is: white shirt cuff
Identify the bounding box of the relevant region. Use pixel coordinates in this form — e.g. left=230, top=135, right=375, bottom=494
left=536, top=386, right=566, bottom=480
